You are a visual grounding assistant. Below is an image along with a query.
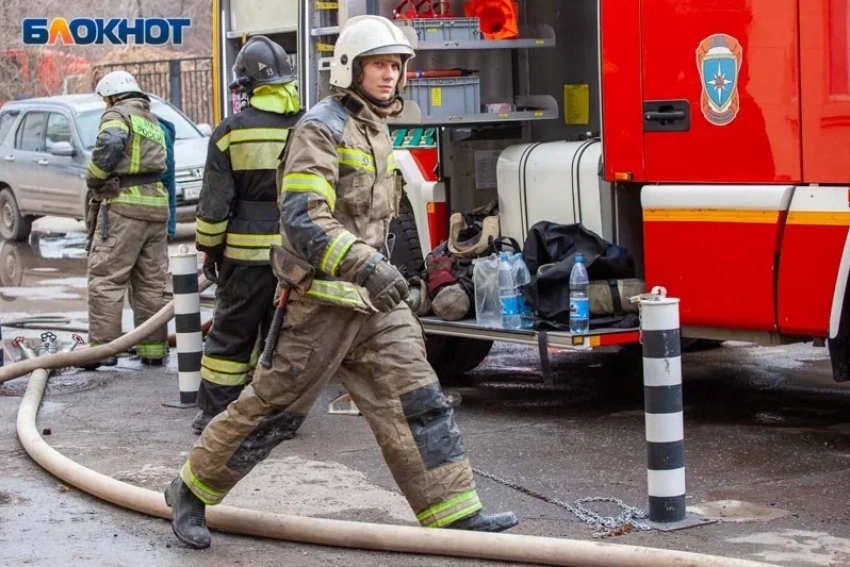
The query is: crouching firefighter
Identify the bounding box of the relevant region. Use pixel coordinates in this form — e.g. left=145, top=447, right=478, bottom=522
left=164, top=15, right=518, bottom=550
left=192, top=36, right=304, bottom=434
left=81, top=70, right=169, bottom=370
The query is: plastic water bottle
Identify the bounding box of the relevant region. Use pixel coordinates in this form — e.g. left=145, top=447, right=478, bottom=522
left=498, top=252, right=521, bottom=329
left=512, top=253, right=535, bottom=329
left=569, top=254, right=590, bottom=334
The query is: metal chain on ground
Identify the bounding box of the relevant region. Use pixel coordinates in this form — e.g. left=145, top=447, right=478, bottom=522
left=473, top=468, right=651, bottom=538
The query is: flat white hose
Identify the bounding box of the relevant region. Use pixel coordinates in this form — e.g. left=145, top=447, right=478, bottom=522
left=17, top=366, right=781, bottom=567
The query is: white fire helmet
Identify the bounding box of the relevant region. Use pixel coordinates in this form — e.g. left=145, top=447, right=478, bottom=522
left=95, top=71, right=142, bottom=98
left=330, top=15, right=415, bottom=91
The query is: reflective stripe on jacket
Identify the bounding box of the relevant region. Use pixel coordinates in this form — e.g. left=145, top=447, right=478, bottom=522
left=276, top=90, right=402, bottom=311
left=196, top=106, right=302, bottom=265
left=86, top=97, right=168, bottom=222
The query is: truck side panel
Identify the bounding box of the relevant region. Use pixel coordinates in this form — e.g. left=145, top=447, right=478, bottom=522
left=639, top=0, right=801, bottom=184
left=800, top=0, right=850, bottom=183
left=600, top=0, right=646, bottom=182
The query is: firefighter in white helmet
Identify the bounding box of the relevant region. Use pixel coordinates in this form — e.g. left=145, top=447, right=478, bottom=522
left=80, top=70, right=168, bottom=370
left=164, top=15, right=518, bottom=549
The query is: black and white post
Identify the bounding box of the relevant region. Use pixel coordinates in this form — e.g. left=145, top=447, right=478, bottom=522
left=640, top=286, right=710, bottom=530
left=163, top=246, right=202, bottom=408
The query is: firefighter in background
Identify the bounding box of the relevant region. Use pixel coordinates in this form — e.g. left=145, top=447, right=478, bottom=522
left=164, top=16, right=518, bottom=549
left=81, top=71, right=168, bottom=370
left=192, top=36, right=304, bottom=434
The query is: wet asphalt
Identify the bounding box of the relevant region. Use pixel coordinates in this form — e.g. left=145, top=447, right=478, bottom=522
left=1, top=221, right=850, bottom=566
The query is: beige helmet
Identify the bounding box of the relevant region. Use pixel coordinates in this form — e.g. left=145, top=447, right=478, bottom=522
left=95, top=71, right=141, bottom=98
left=330, top=15, right=415, bottom=91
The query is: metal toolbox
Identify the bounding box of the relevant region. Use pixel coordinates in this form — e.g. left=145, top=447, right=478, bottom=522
left=395, top=17, right=482, bottom=42
left=404, top=76, right=481, bottom=116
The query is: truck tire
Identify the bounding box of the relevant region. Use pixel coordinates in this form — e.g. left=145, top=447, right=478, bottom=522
left=426, top=335, right=493, bottom=385
left=389, top=194, right=425, bottom=279
left=0, top=188, right=32, bottom=242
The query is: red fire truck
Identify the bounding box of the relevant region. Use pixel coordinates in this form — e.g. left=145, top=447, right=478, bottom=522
left=212, top=0, right=850, bottom=381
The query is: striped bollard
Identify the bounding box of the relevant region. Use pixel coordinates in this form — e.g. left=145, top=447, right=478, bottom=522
left=163, top=246, right=202, bottom=408
left=0, top=320, right=4, bottom=367
left=639, top=286, right=711, bottom=531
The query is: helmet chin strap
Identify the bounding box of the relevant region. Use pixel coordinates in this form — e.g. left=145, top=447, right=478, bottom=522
left=354, top=84, right=401, bottom=109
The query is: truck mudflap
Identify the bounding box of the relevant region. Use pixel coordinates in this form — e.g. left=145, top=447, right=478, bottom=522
left=419, top=317, right=640, bottom=351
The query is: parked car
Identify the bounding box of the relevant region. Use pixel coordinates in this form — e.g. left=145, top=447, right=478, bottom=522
left=0, top=93, right=210, bottom=241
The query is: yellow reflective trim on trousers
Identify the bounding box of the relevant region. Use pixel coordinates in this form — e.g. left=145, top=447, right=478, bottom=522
left=107, top=194, right=168, bottom=207
left=319, top=230, right=357, bottom=276
left=230, top=141, right=287, bottom=171
left=136, top=343, right=166, bottom=358
left=281, top=173, right=336, bottom=211
left=130, top=135, right=141, bottom=174
left=337, top=147, right=376, bottom=172
left=201, top=366, right=249, bottom=386
left=226, top=233, right=282, bottom=248
left=180, top=461, right=224, bottom=505
left=87, top=161, right=110, bottom=180
left=424, top=502, right=484, bottom=528
left=224, top=246, right=272, bottom=262
left=196, top=232, right=225, bottom=247
left=216, top=128, right=290, bottom=152
left=416, top=490, right=481, bottom=524
left=197, top=218, right=229, bottom=235
left=202, top=354, right=252, bottom=373
left=100, top=119, right=128, bottom=133
left=306, top=280, right=366, bottom=308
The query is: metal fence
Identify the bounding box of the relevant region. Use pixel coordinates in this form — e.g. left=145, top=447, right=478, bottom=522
left=92, top=57, right=213, bottom=127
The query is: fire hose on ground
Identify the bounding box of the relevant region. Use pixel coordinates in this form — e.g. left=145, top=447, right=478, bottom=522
left=4, top=278, right=784, bottom=567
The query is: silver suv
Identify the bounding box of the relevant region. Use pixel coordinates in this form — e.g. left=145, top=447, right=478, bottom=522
left=0, top=93, right=209, bottom=241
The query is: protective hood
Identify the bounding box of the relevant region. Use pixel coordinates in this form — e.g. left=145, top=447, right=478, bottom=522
left=249, top=82, right=301, bottom=115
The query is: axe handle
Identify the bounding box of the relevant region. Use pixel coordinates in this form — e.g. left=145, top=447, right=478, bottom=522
left=260, top=287, right=291, bottom=368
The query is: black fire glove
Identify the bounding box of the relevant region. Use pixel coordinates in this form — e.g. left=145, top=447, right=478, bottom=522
left=358, top=253, right=409, bottom=313
left=203, top=253, right=222, bottom=285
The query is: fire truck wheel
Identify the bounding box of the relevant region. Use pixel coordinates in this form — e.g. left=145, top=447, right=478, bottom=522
left=389, top=194, right=425, bottom=279
left=426, top=335, right=493, bottom=386
left=0, top=187, right=33, bottom=242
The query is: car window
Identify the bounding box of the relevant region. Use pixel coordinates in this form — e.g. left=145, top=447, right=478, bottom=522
left=46, top=113, right=72, bottom=150
left=0, top=110, right=19, bottom=145
left=149, top=101, right=204, bottom=140
left=15, top=112, right=48, bottom=152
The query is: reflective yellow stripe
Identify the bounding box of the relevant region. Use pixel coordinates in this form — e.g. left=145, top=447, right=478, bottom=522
left=216, top=128, right=290, bottom=152
left=230, top=141, right=286, bottom=171
left=306, top=280, right=367, bottom=308
left=281, top=173, right=336, bottom=211
left=180, top=461, right=225, bottom=505
left=136, top=343, right=166, bottom=358
left=387, top=153, right=396, bottom=173
left=130, top=114, right=166, bottom=146
left=416, top=490, right=482, bottom=528
left=224, top=246, right=272, bottom=262
left=100, top=119, right=128, bottom=133
left=225, top=233, right=282, bottom=248
left=107, top=194, right=168, bottom=208
left=201, top=366, right=249, bottom=386
left=319, top=231, right=357, bottom=276
left=197, top=218, right=229, bottom=235
left=197, top=233, right=225, bottom=247
left=337, top=147, right=376, bottom=173
left=87, top=161, right=109, bottom=180
left=130, top=135, right=141, bottom=174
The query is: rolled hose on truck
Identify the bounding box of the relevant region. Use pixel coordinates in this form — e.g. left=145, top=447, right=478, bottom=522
left=5, top=277, right=782, bottom=567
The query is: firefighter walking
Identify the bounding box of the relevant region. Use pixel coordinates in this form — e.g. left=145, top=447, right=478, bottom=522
left=82, top=71, right=169, bottom=370
left=192, top=36, right=304, bottom=434
left=164, top=16, right=518, bottom=549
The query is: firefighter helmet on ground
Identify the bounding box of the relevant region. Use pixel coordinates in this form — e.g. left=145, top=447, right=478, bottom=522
left=231, top=36, right=296, bottom=93
left=330, top=15, right=415, bottom=91
left=95, top=71, right=142, bottom=98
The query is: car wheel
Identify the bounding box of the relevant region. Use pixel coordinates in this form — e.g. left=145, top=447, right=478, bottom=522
left=0, top=241, right=22, bottom=287
left=0, top=188, right=32, bottom=241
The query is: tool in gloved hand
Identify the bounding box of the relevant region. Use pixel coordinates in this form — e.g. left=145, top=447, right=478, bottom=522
left=261, top=245, right=316, bottom=368
left=95, top=176, right=120, bottom=240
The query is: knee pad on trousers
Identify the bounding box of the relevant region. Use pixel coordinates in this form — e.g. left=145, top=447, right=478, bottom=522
left=225, top=410, right=306, bottom=473
left=400, top=382, right=466, bottom=470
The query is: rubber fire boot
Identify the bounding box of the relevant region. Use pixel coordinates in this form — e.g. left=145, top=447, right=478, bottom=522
left=76, top=356, right=118, bottom=371
left=164, top=478, right=211, bottom=549
left=191, top=410, right=215, bottom=435
left=446, top=511, right=519, bottom=533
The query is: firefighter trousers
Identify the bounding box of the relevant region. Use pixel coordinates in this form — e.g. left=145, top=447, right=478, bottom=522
left=87, top=209, right=168, bottom=357
left=181, top=299, right=482, bottom=527
left=198, top=263, right=276, bottom=416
